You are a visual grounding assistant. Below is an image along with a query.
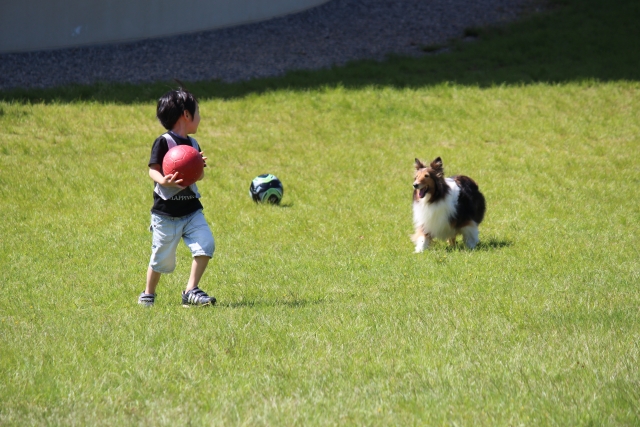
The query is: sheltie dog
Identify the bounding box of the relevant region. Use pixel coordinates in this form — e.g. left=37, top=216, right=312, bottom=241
left=412, top=157, right=486, bottom=252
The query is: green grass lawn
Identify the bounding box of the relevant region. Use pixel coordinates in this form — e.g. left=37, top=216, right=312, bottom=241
left=1, top=0, right=639, bottom=425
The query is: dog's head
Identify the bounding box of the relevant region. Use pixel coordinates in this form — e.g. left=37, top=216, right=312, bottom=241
left=413, top=157, right=445, bottom=200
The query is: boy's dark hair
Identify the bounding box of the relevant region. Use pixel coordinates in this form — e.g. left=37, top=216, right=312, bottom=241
left=156, top=86, right=198, bottom=130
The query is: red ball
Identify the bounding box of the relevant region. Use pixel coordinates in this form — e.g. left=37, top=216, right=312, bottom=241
left=162, top=145, right=204, bottom=187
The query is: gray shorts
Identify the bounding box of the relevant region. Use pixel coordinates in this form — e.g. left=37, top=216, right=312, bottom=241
left=148, top=209, right=215, bottom=274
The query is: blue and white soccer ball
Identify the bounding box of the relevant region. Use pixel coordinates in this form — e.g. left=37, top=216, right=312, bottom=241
left=249, top=174, right=284, bottom=204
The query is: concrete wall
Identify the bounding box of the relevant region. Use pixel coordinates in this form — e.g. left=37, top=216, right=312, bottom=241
left=0, top=0, right=328, bottom=54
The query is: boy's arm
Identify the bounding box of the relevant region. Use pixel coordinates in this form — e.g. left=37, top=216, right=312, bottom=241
left=149, top=164, right=184, bottom=188
left=197, top=152, right=207, bottom=182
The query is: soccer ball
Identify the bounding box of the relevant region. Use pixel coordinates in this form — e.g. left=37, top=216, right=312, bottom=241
left=249, top=174, right=283, bottom=204
left=162, top=145, right=204, bottom=187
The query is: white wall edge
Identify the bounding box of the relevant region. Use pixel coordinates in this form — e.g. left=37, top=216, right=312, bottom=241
left=1, top=0, right=329, bottom=54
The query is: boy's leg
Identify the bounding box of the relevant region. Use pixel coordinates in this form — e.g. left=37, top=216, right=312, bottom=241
left=146, top=267, right=162, bottom=295
left=186, top=255, right=210, bottom=292
left=182, top=211, right=215, bottom=288
left=139, top=267, right=161, bottom=306
left=149, top=213, right=180, bottom=274
left=140, top=213, right=180, bottom=305
left=181, top=210, right=216, bottom=306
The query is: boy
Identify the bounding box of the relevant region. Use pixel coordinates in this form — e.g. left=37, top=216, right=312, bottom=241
left=138, top=87, right=216, bottom=307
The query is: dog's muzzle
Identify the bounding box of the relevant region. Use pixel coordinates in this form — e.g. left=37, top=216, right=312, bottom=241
left=415, top=185, right=429, bottom=198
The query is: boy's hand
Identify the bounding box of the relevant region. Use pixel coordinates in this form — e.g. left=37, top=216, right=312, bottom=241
left=162, top=173, right=185, bottom=188
left=197, top=151, right=207, bottom=181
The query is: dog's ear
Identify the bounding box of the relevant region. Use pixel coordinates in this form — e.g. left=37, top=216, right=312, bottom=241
left=430, top=157, right=443, bottom=170
left=430, top=157, right=444, bottom=176
left=415, top=158, right=426, bottom=170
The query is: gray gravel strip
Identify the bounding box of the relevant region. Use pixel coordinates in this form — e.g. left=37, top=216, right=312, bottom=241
left=0, top=0, right=538, bottom=90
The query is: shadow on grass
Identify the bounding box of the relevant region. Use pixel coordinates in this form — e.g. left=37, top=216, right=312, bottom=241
left=275, top=202, right=294, bottom=208
left=1, top=0, right=639, bottom=104
left=444, top=237, right=513, bottom=252
left=475, top=238, right=514, bottom=251
left=221, top=296, right=326, bottom=309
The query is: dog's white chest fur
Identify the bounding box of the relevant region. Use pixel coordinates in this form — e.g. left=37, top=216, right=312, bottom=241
left=413, top=178, right=460, bottom=240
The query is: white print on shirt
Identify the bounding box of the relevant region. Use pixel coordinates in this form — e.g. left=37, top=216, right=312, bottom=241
left=170, top=194, right=197, bottom=201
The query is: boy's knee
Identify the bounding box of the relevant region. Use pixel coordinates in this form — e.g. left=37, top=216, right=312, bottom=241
left=149, top=248, right=177, bottom=273
left=188, top=237, right=215, bottom=258
left=203, top=235, right=215, bottom=256
left=150, top=258, right=177, bottom=274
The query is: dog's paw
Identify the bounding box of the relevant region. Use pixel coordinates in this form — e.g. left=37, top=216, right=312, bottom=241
left=464, top=240, right=478, bottom=249
left=463, top=235, right=479, bottom=249
left=414, top=236, right=427, bottom=253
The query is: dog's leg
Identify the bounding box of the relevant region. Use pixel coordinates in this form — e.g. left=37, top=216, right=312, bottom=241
left=461, top=223, right=480, bottom=249
left=412, top=230, right=431, bottom=253
left=447, top=237, right=456, bottom=247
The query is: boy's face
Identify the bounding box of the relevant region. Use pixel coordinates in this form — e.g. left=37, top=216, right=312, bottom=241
left=185, top=105, right=200, bottom=134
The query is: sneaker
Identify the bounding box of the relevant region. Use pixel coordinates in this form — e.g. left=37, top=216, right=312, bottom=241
left=138, top=292, right=156, bottom=307
left=182, top=287, right=216, bottom=307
